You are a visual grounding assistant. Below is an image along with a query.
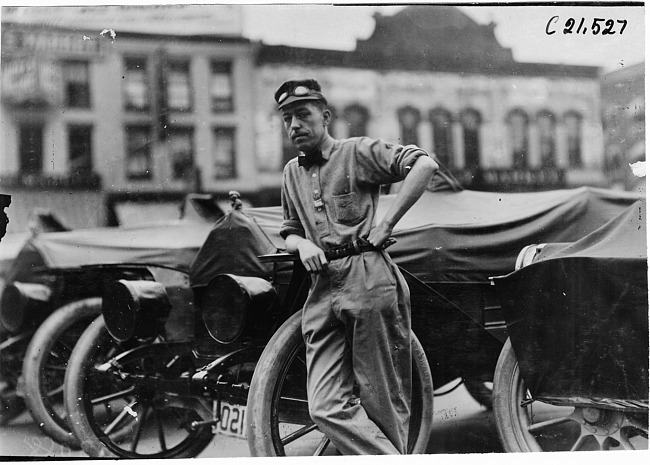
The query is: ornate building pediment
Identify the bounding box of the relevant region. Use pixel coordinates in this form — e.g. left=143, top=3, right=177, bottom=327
left=355, top=6, right=514, bottom=70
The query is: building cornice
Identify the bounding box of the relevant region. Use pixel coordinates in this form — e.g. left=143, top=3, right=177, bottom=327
left=256, top=44, right=601, bottom=79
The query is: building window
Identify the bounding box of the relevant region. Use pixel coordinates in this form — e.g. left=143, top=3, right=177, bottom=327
left=398, top=106, right=421, bottom=145
left=166, top=60, right=192, bottom=112
left=210, top=61, right=234, bottom=113
left=123, top=57, right=149, bottom=111
left=564, top=111, right=583, bottom=168
left=168, top=127, right=195, bottom=180
left=507, top=109, right=529, bottom=168
left=344, top=104, right=370, bottom=137
left=19, top=124, right=43, bottom=174
left=68, top=125, right=93, bottom=175
left=429, top=108, right=453, bottom=167
left=62, top=61, right=90, bottom=108
left=537, top=110, right=557, bottom=168
left=212, top=127, right=236, bottom=179
left=461, top=109, right=482, bottom=170
left=125, top=125, right=153, bottom=180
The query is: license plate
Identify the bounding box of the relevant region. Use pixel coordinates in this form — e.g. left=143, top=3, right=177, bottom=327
left=213, top=402, right=247, bottom=439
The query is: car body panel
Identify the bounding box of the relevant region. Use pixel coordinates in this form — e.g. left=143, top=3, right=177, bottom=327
left=493, top=200, right=648, bottom=404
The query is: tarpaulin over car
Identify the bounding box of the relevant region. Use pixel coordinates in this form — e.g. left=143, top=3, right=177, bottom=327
left=24, top=220, right=214, bottom=274
left=26, top=186, right=640, bottom=282
left=493, top=200, right=648, bottom=404
left=189, top=206, right=278, bottom=288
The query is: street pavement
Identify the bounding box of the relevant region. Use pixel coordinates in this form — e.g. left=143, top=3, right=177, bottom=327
left=0, top=381, right=501, bottom=458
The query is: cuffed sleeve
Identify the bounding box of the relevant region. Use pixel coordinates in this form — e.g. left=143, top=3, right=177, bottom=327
left=392, top=144, right=429, bottom=179
left=355, top=137, right=430, bottom=185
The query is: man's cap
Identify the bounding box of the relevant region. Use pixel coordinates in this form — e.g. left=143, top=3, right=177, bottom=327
left=274, top=79, right=327, bottom=110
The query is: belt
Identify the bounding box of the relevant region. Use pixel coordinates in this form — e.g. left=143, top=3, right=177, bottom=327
left=324, top=238, right=395, bottom=261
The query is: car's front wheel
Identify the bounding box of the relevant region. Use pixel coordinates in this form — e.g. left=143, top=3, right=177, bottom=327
left=22, top=298, right=101, bottom=449
left=493, top=338, right=648, bottom=452
left=64, top=316, right=215, bottom=458
left=246, top=311, right=434, bottom=456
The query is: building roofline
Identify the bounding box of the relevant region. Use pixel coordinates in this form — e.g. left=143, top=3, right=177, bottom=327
left=1, top=21, right=252, bottom=44
left=601, top=61, right=646, bottom=81
left=256, top=44, right=601, bottom=78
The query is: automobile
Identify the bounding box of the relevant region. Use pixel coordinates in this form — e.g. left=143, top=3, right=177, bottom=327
left=1, top=167, right=641, bottom=455
left=491, top=199, right=648, bottom=452
left=59, top=174, right=641, bottom=457
left=59, top=186, right=438, bottom=458
left=0, top=194, right=224, bottom=448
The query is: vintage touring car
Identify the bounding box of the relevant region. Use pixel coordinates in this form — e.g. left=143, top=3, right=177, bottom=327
left=0, top=168, right=640, bottom=455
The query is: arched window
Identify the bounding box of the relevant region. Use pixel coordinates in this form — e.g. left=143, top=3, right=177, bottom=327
left=537, top=110, right=557, bottom=168
left=397, top=106, right=421, bottom=146
left=429, top=108, right=453, bottom=167
left=564, top=111, right=583, bottom=168
left=507, top=109, right=529, bottom=168
left=460, top=109, right=482, bottom=170
left=343, top=104, right=369, bottom=138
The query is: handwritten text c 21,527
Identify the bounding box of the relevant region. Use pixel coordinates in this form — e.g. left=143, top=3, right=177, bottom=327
left=546, top=16, right=628, bottom=35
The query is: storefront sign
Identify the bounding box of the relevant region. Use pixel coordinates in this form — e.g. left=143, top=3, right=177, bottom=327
left=2, top=5, right=244, bottom=38
left=481, top=168, right=565, bottom=187
left=1, top=58, right=39, bottom=101
left=451, top=168, right=566, bottom=190
left=2, top=28, right=104, bottom=57
left=1, top=58, right=63, bottom=106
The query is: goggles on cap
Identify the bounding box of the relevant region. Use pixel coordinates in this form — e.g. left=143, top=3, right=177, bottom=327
left=275, top=79, right=326, bottom=110
left=276, top=85, right=313, bottom=106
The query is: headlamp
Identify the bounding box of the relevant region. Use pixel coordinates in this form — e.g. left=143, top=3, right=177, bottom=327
left=102, top=280, right=171, bottom=342
left=200, top=274, right=279, bottom=344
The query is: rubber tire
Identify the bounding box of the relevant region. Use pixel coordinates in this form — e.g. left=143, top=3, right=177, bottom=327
left=464, top=377, right=493, bottom=410
left=247, top=311, right=434, bottom=456
left=22, top=298, right=101, bottom=449
left=492, top=337, right=541, bottom=452
left=65, top=316, right=214, bottom=458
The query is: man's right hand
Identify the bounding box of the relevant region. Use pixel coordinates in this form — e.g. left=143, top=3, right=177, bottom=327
left=288, top=236, right=328, bottom=274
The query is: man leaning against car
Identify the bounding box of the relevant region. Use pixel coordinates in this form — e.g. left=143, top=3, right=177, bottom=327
left=276, top=78, right=438, bottom=454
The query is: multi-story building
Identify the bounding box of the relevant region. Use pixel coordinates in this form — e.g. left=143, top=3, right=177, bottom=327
left=601, top=62, right=645, bottom=191
left=1, top=5, right=615, bottom=232
left=1, top=5, right=258, bottom=230
left=255, top=6, right=605, bottom=196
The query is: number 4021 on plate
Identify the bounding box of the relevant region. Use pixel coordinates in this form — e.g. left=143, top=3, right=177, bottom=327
left=213, top=402, right=247, bottom=439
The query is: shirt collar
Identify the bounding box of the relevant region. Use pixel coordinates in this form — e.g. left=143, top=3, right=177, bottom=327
left=317, top=135, right=336, bottom=162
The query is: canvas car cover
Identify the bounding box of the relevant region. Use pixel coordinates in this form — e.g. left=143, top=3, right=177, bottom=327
left=493, top=200, right=648, bottom=404
left=189, top=205, right=278, bottom=288
left=24, top=185, right=640, bottom=284
left=243, top=186, right=641, bottom=283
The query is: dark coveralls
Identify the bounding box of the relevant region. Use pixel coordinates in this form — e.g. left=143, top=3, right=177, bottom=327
left=280, top=136, right=428, bottom=454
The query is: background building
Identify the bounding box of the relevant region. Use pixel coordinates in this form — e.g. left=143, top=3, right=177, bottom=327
left=255, top=6, right=605, bottom=200
left=0, top=5, right=639, bottom=232
left=1, top=5, right=258, bottom=229
left=601, top=62, right=645, bottom=191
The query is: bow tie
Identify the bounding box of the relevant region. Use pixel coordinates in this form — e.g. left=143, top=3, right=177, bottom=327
left=298, top=150, right=324, bottom=169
